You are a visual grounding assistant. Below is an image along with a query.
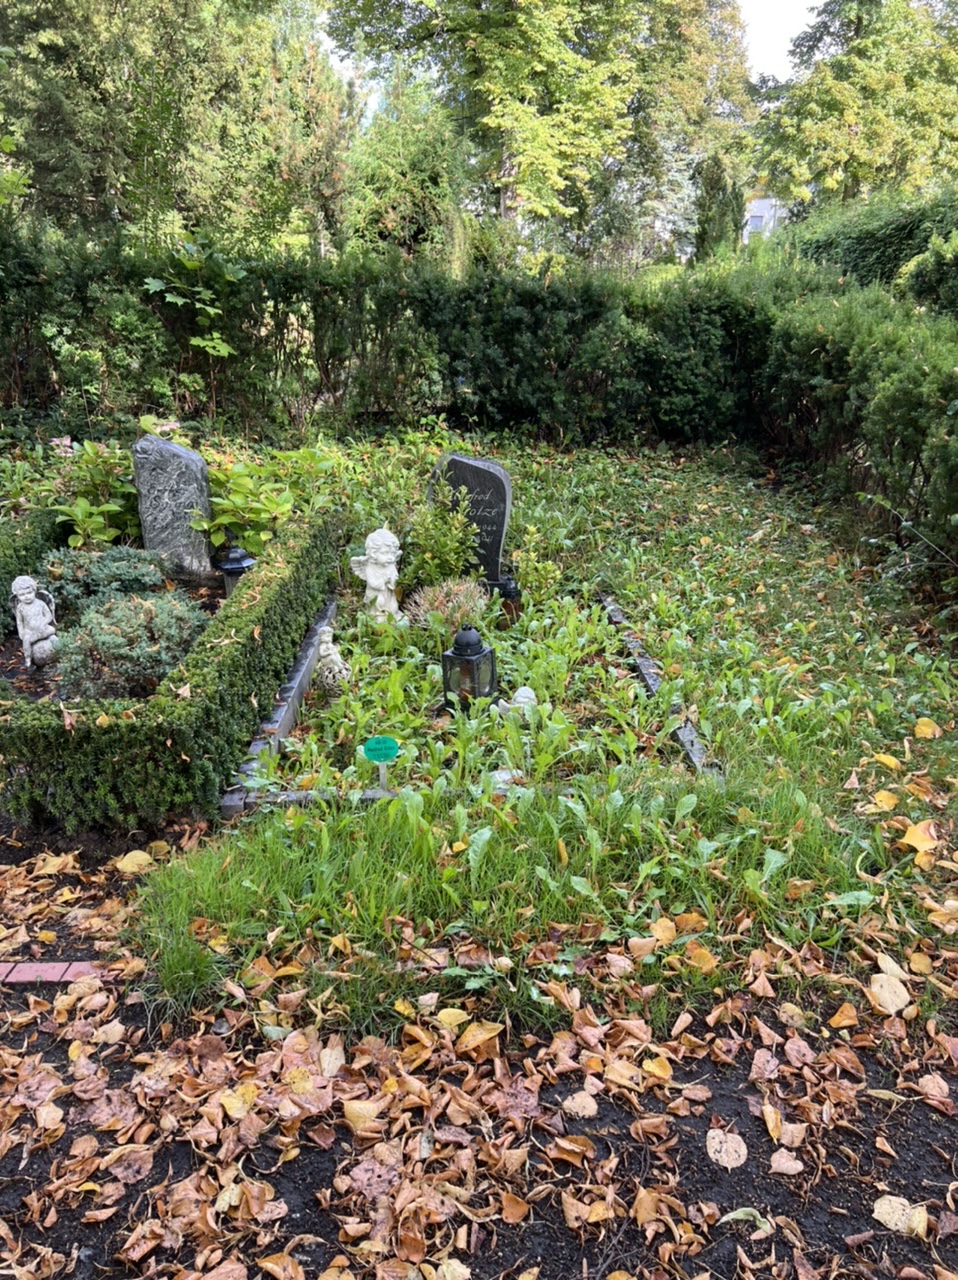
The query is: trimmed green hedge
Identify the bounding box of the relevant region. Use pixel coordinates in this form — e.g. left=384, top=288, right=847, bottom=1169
left=790, top=188, right=958, bottom=285
left=0, top=516, right=338, bottom=830
left=0, top=509, right=64, bottom=632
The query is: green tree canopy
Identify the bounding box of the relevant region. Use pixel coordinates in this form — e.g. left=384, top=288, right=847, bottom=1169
left=326, top=0, right=644, bottom=220
left=0, top=0, right=356, bottom=247
left=343, top=69, right=468, bottom=258
left=758, top=0, right=958, bottom=204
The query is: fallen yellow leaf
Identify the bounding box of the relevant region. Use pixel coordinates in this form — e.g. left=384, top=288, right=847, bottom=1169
left=455, top=1021, right=504, bottom=1054
left=650, top=917, right=676, bottom=946
left=342, top=1098, right=385, bottom=1135
left=874, top=752, right=903, bottom=771
left=828, top=1002, right=859, bottom=1028
left=686, top=940, right=718, bottom=975
left=914, top=717, right=943, bottom=740
left=114, top=849, right=155, bottom=875
left=436, top=1007, right=471, bottom=1029
left=642, top=1055, right=673, bottom=1082
left=899, top=821, right=940, bottom=853
left=868, top=789, right=898, bottom=812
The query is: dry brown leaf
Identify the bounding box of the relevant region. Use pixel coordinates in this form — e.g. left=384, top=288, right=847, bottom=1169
left=916, top=1073, right=950, bottom=1100
left=675, top=910, right=707, bottom=933
left=204, top=1263, right=249, bottom=1280
left=258, top=1254, right=305, bottom=1280
left=706, top=1128, right=747, bottom=1170
left=872, top=1195, right=928, bottom=1238
left=35, top=1102, right=64, bottom=1130
left=561, top=1190, right=610, bottom=1230
left=770, top=1150, right=804, bottom=1175
left=436, top=1263, right=472, bottom=1280
left=561, top=1091, right=599, bottom=1119
left=780, top=1121, right=809, bottom=1149
left=630, top=1187, right=660, bottom=1226
left=870, top=973, right=909, bottom=1016
left=501, top=1193, right=530, bottom=1224
left=548, top=1134, right=596, bottom=1167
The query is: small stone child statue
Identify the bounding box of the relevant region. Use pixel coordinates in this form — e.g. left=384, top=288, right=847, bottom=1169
left=350, top=527, right=404, bottom=622
left=314, top=625, right=351, bottom=696
left=9, top=575, right=58, bottom=668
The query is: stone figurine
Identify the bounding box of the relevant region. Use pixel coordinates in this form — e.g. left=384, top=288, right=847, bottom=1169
left=315, top=625, right=351, bottom=695
left=9, top=575, right=58, bottom=668
left=497, top=685, right=538, bottom=716
left=350, top=527, right=403, bottom=622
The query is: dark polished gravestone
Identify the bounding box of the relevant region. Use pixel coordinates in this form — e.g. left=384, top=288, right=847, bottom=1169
left=132, top=434, right=214, bottom=576
left=429, top=453, right=512, bottom=584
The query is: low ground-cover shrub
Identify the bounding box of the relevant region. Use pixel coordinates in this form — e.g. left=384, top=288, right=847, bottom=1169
left=40, top=546, right=171, bottom=625
left=0, top=514, right=338, bottom=829
left=57, top=591, right=208, bottom=700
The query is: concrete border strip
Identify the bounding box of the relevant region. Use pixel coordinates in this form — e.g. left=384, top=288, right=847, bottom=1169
left=599, top=592, right=722, bottom=777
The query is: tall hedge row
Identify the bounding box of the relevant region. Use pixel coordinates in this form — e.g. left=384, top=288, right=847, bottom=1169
left=790, top=188, right=958, bottom=285
left=3, top=216, right=958, bottom=567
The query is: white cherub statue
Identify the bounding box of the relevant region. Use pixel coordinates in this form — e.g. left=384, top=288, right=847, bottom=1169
left=9, top=575, right=58, bottom=668
left=350, top=527, right=403, bottom=622
left=315, top=625, right=351, bottom=696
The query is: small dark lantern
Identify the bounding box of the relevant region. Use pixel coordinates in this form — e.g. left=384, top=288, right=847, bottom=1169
left=442, top=622, right=498, bottom=706
left=213, top=543, right=257, bottom=597
left=494, top=571, right=522, bottom=628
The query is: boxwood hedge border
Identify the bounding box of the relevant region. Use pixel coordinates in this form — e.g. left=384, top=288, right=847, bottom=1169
left=0, top=515, right=338, bottom=830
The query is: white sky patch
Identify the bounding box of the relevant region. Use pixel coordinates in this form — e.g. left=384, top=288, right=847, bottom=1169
left=738, top=0, right=816, bottom=81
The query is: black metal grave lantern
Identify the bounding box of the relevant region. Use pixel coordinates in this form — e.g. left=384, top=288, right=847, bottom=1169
left=213, top=543, right=257, bottom=597
left=442, top=623, right=498, bottom=706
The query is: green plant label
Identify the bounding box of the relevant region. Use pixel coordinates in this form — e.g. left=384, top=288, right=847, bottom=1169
left=363, top=735, right=399, bottom=763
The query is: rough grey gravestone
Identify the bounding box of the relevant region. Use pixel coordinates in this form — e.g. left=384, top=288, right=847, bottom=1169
left=429, top=453, right=511, bottom=583
left=132, top=435, right=214, bottom=575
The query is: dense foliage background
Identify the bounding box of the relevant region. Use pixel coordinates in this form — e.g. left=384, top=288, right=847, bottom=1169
left=2, top=0, right=958, bottom=576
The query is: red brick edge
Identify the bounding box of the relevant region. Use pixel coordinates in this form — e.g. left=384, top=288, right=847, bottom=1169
left=0, top=960, right=99, bottom=984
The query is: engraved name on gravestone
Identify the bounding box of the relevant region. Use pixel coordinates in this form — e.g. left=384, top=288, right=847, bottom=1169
left=429, top=453, right=512, bottom=583
left=132, top=435, right=214, bottom=575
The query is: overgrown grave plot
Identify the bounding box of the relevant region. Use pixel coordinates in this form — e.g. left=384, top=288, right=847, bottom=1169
left=260, top=594, right=688, bottom=799
left=135, top=436, right=958, bottom=1034
left=0, top=516, right=337, bottom=831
